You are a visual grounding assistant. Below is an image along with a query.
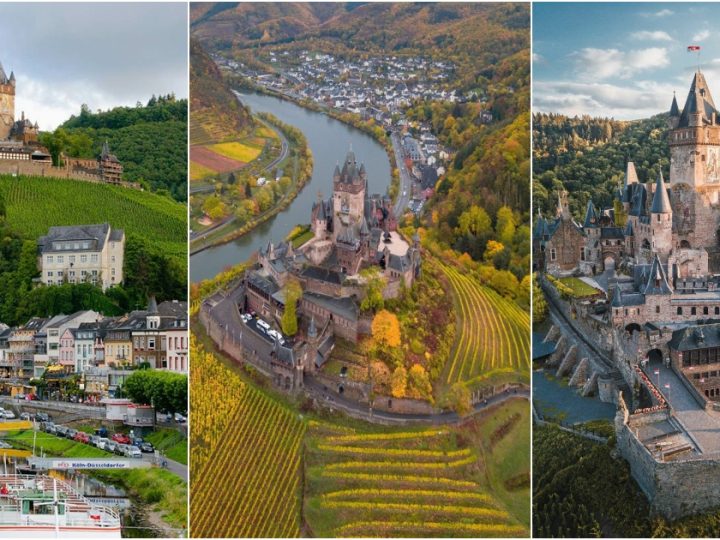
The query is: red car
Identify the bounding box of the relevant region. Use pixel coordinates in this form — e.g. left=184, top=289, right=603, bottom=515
left=111, top=433, right=131, bottom=444
left=74, top=432, right=90, bottom=444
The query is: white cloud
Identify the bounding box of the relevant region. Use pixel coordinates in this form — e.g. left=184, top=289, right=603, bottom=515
left=572, top=47, right=669, bottom=80
left=692, top=29, right=711, bottom=42
left=631, top=30, right=673, bottom=42
left=533, top=79, right=676, bottom=120
left=641, top=8, right=674, bottom=18
left=533, top=53, right=545, bottom=64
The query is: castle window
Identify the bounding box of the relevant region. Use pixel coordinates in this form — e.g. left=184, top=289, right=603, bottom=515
left=692, top=307, right=697, bottom=315
left=715, top=307, right=719, bottom=315
left=656, top=305, right=660, bottom=314
left=550, top=248, right=556, bottom=261
left=704, top=307, right=709, bottom=315
left=678, top=307, right=683, bottom=315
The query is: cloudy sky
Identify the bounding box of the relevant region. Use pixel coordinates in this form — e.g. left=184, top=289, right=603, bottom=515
left=534, top=3, right=720, bottom=119
left=0, top=3, right=187, bottom=130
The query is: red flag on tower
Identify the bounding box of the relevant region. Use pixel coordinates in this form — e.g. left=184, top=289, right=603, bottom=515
left=688, top=45, right=701, bottom=52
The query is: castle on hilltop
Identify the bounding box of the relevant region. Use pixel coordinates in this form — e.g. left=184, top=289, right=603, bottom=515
left=202, top=148, right=421, bottom=393
left=0, top=59, right=125, bottom=184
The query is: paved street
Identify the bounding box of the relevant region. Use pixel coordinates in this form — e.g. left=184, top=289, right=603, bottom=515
left=391, top=131, right=413, bottom=216
left=642, top=360, right=720, bottom=456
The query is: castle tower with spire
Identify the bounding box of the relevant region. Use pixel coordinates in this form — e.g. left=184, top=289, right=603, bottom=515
left=0, top=61, right=16, bottom=140
left=332, top=147, right=367, bottom=243
left=668, top=69, right=720, bottom=251
left=650, top=172, right=673, bottom=262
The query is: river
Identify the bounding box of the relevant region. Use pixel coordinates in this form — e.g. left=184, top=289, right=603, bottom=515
left=190, top=90, right=392, bottom=283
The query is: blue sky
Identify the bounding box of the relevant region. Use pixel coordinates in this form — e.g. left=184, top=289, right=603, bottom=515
left=533, top=3, right=720, bottom=119
left=0, top=3, right=188, bottom=130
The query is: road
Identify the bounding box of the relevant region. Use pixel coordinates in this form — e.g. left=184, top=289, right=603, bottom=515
left=304, top=375, right=528, bottom=425
left=542, top=279, right=613, bottom=369
left=190, top=113, right=290, bottom=240
left=641, top=360, right=720, bottom=456
left=391, top=131, right=413, bottom=216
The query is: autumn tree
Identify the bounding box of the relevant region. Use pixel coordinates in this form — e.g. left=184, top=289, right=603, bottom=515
left=360, top=268, right=386, bottom=312
left=391, top=366, right=407, bottom=398
left=371, top=309, right=401, bottom=349
left=448, top=381, right=472, bottom=416
left=408, top=364, right=433, bottom=402
left=281, top=278, right=302, bottom=336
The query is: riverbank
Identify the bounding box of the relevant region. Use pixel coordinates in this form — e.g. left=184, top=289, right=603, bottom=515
left=7, top=429, right=187, bottom=536
left=191, top=113, right=313, bottom=254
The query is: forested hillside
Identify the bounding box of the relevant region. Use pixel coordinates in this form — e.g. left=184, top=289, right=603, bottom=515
left=533, top=113, right=670, bottom=219
left=38, top=96, right=188, bottom=201
left=534, top=424, right=720, bottom=538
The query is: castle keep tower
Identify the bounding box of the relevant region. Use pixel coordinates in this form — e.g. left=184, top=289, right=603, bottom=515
left=332, top=148, right=367, bottom=243
left=0, top=62, right=16, bottom=140
left=668, top=70, right=720, bottom=249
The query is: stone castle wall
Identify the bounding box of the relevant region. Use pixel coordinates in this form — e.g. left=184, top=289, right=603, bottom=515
left=0, top=159, right=140, bottom=189
left=615, top=398, right=720, bottom=519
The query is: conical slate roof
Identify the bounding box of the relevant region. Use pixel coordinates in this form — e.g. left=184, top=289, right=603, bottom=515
left=583, top=200, right=599, bottom=228
left=678, top=70, right=719, bottom=127
left=644, top=254, right=672, bottom=295
left=650, top=172, right=671, bottom=214
left=670, top=93, right=680, bottom=117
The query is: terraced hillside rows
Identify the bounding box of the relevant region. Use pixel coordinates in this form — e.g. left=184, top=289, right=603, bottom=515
left=190, top=343, right=306, bottom=538
left=304, top=422, right=527, bottom=538
left=438, top=262, right=530, bottom=385
left=0, top=175, right=187, bottom=261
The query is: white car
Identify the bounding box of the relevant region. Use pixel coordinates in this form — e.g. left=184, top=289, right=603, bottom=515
left=126, top=445, right=142, bottom=459
left=95, top=437, right=109, bottom=450
left=257, top=319, right=270, bottom=331
left=3, top=410, right=16, bottom=419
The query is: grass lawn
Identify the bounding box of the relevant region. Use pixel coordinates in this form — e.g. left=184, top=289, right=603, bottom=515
left=558, top=277, right=601, bottom=298
left=145, top=428, right=187, bottom=465
left=8, top=429, right=113, bottom=457
left=470, top=398, right=531, bottom=530
left=291, top=229, right=314, bottom=248
left=209, top=141, right=262, bottom=163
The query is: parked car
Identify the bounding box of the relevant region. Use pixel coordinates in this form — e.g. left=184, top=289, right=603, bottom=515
left=95, top=427, right=108, bottom=438
left=55, top=426, right=67, bottom=437
left=65, top=428, right=78, bottom=440
left=174, top=412, right=186, bottom=423
left=104, top=441, right=118, bottom=453
left=95, top=438, right=109, bottom=451
left=139, top=442, right=154, bottom=453
left=19, top=412, right=32, bottom=421
left=43, top=422, right=56, bottom=434
left=115, top=444, right=128, bottom=456
left=35, top=413, right=49, bottom=422
left=74, top=432, right=90, bottom=444
left=111, top=433, right=131, bottom=445
left=126, top=445, right=142, bottom=459
left=3, top=410, right=16, bottom=419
